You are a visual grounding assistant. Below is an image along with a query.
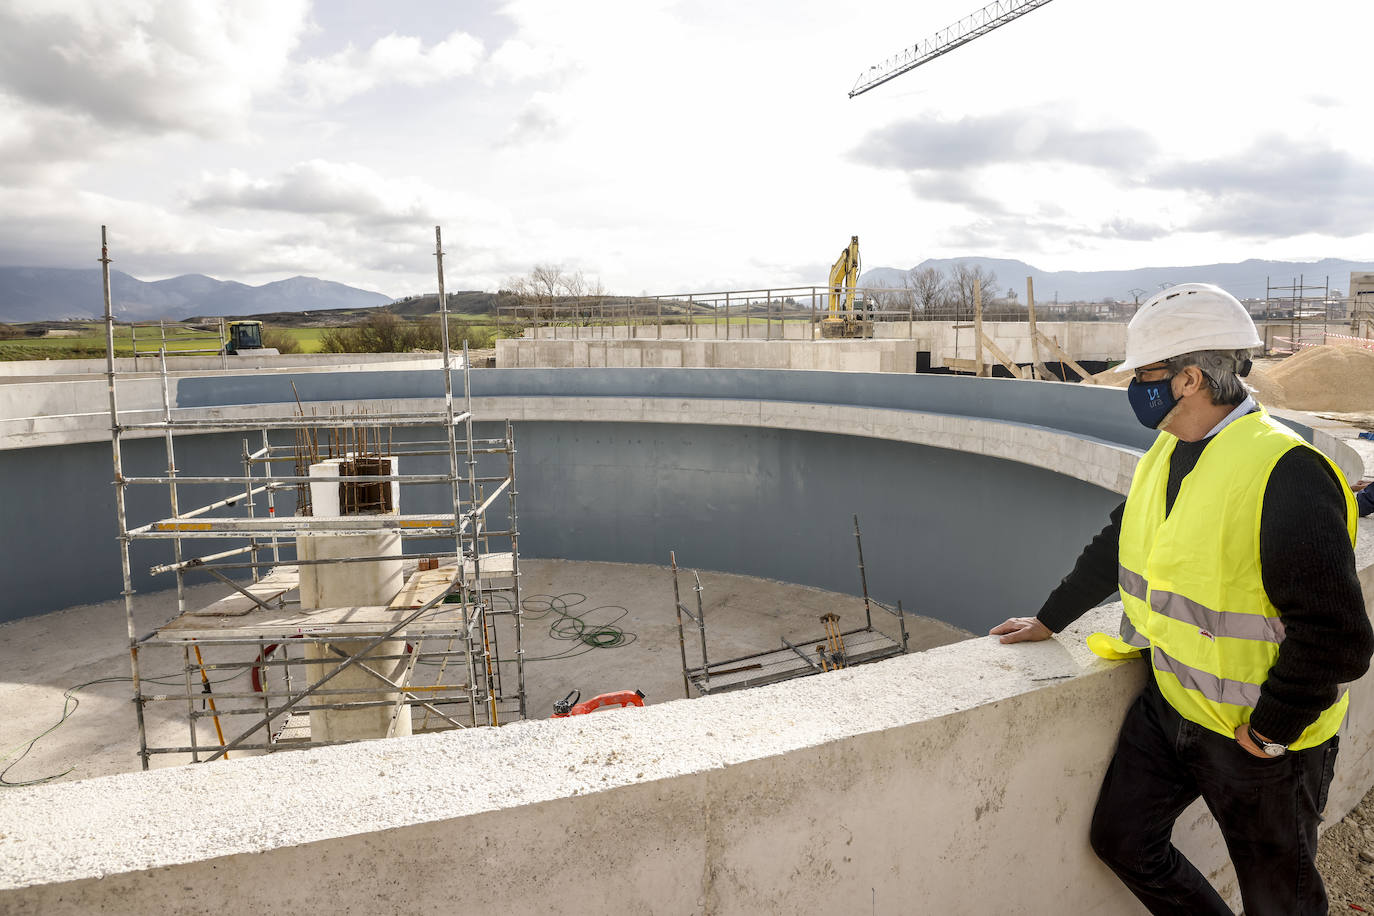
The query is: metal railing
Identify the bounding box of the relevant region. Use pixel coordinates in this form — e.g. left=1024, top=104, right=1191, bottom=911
left=494, top=285, right=1061, bottom=342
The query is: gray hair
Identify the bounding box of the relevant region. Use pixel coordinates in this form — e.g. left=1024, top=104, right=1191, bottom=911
left=1163, top=348, right=1253, bottom=406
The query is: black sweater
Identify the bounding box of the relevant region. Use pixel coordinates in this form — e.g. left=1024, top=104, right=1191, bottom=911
left=1037, top=434, right=1372, bottom=746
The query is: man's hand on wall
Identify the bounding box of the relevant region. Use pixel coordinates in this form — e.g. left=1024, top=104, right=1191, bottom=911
left=989, top=617, right=1052, bottom=644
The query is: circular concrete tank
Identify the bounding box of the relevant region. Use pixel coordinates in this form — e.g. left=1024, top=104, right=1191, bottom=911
left=0, top=366, right=1181, bottom=636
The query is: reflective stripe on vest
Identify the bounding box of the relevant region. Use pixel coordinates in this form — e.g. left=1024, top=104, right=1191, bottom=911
left=1115, top=409, right=1357, bottom=750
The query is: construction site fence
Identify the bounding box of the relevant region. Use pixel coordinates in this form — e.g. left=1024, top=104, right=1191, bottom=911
left=496, top=290, right=1374, bottom=347
left=494, top=286, right=1129, bottom=341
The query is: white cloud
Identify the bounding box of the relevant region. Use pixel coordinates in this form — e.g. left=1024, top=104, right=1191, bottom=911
left=190, top=160, right=444, bottom=224
left=503, top=92, right=569, bottom=145
left=488, top=39, right=566, bottom=82
left=0, top=0, right=308, bottom=137
left=299, top=29, right=483, bottom=105
left=5, top=0, right=1374, bottom=300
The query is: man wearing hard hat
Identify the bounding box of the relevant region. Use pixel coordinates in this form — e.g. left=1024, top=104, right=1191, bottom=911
left=990, top=283, right=1371, bottom=916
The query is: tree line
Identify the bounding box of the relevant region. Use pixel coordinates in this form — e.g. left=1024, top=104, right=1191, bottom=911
left=865, top=263, right=1032, bottom=321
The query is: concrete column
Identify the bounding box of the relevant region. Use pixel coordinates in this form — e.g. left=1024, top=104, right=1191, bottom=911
left=297, top=457, right=411, bottom=741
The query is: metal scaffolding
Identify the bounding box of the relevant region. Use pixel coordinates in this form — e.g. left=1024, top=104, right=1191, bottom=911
left=669, top=516, right=910, bottom=696
left=101, top=226, right=526, bottom=768
left=1266, top=274, right=1331, bottom=353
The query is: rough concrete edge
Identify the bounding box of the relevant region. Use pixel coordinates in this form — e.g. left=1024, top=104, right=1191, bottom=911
left=0, top=394, right=1143, bottom=500
left=0, top=607, right=1124, bottom=890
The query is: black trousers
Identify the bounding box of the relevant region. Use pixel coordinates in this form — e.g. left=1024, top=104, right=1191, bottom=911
left=1090, top=678, right=1340, bottom=916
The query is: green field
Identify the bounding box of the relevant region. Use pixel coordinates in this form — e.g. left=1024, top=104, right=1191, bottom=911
left=0, top=319, right=510, bottom=361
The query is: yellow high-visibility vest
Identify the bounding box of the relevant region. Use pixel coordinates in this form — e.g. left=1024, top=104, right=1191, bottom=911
left=1114, top=409, right=1357, bottom=750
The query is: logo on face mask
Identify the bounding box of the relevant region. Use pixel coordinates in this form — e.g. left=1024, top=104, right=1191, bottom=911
left=1127, top=375, right=1178, bottom=429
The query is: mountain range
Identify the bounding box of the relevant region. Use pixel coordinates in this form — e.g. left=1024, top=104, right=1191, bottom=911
left=5, top=256, right=1373, bottom=324
left=0, top=267, right=392, bottom=323
left=859, top=257, right=1374, bottom=303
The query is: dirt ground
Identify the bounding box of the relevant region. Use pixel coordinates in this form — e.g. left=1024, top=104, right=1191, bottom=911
left=1319, top=782, right=1374, bottom=911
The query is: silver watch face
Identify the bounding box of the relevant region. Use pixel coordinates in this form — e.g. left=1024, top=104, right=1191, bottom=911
left=1262, top=742, right=1286, bottom=757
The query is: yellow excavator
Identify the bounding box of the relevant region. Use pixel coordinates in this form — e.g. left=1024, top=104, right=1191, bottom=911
left=820, top=235, right=868, bottom=338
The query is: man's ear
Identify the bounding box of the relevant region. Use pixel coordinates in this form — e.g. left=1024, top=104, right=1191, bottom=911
left=1176, top=365, right=1207, bottom=397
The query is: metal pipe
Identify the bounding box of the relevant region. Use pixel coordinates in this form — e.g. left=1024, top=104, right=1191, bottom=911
left=148, top=546, right=258, bottom=575
left=462, top=339, right=499, bottom=727
left=150, top=545, right=511, bottom=576
left=670, top=551, right=690, bottom=698
left=204, top=568, right=277, bottom=613
left=506, top=419, right=526, bottom=719
left=322, top=643, right=464, bottom=731
left=854, top=514, right=873, bottom=630
left=780, top=636, right=824, bottom=672
left=434, top=227, right=477, bottom=728
left=182, top=645, right=200, bottom=763
left=261, top=429, right=280, bottom=565
left=119, top=473, right=458, bottom=486
left=101, top=227, right=152, bottom=771
left=897, top=599, right=909, bottom=652
left=692, top=570, right=709, bottom=688
left=157, top=345, right=188, bottom=617
left=202, top=578, right=460, bottom=761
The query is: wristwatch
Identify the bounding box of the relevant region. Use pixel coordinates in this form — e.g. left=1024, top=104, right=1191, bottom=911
left=1247, top=724, right=1287, bottom=757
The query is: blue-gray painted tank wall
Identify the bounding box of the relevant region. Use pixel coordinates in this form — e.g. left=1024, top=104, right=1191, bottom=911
left=512, top=421, right=1118, bottom=630
left=9, top=367, right=1285, bottom=631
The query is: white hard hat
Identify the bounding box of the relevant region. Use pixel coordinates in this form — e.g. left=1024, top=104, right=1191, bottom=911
left=1116, top=282, right=1261, bottom=372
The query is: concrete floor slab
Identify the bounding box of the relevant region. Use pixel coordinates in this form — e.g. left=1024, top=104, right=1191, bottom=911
left=0, top=559, right=970, bottom=784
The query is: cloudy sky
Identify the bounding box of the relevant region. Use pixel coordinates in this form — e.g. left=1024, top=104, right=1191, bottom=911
left=1, top=0, right=1371, bottom=298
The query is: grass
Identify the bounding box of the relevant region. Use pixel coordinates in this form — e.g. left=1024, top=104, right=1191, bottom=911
left=264, top=328, right=327, bottom=353
left=0, top=319, right=512, bottom=361
left=0, top=323, right=226, bottom=361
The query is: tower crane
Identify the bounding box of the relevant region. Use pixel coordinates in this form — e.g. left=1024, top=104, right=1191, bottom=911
left=849, top=0, right=1059, bottom=98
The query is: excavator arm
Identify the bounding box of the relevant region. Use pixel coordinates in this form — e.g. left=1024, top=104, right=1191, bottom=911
left=827, top=235, right=861, bottom=316
left=821, top=236, right=867, bottom=338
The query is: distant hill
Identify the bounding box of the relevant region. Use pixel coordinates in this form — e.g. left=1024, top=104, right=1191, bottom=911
left=389, top=291, right=502, bottom=317
left=860, top=257, right=1374, bottom=303
left=0, top=267, right=392, bottom=323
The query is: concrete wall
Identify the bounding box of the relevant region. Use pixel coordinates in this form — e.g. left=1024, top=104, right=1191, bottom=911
left=3, top=366, right=1353, bottom=626
left=5, top=594, right=1374, bottom=915
left=514, top=321, right=1128, bottom=368
left=529, top=322, right=815, bottom=340
left=0, top=350, right=444, bottom=378
left=0, top=368, right=1138, bottom=628
left=497, top=338, right=921, bottom=372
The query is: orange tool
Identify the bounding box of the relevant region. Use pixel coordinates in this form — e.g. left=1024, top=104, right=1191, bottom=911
left=551, top=689, right=646, bottom=718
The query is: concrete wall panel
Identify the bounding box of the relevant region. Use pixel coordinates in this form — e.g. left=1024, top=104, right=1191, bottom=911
left=0, top=611, right=1271, bottom=915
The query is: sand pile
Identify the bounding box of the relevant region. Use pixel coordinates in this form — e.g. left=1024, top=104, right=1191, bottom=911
left=1263, top=345, right=1374, bottom=412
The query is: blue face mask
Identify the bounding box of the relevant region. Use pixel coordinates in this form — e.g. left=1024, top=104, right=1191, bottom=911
left=1127, top=375, right=1179, bottom=429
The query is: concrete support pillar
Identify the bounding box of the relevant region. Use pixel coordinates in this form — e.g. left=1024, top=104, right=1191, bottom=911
left=297, top=458, right=411, bottom=742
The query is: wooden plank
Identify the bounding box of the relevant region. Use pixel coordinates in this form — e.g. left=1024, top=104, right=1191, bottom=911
left=979, top=332, right=1025, bottom=379
left=390, top=566, right=460, bottom=610
left=464, top=552, right=515, bottom=583
left=1034, top=330, right=1093, bottom=381
left=973, top=277, right=986, bottom=377
left=158, top=602, right=466, bottom=639
left=389, top=552, right=516, bottom=610
left=944, top=357, right=981, bottom=373
left=1026, top=277, right=1053, bottom=381
left=187, top=566, right=300, bottom=617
